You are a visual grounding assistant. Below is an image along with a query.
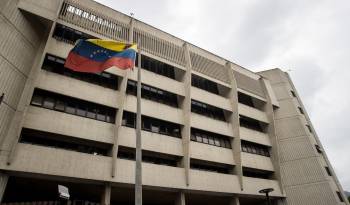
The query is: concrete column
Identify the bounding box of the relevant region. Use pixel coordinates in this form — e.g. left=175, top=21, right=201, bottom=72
left=101, top=183, right=111, bottom=205
left=227, top=63, right=243, bottom=190
left=229, top=197, right=240, bottom=205
left=181, top=43, right=192, bottom=186
left=175, top=192, right=185, bottom=205
left=0, top=172, right=9, bottom=203
left=259, top=78, right=285, bottom=195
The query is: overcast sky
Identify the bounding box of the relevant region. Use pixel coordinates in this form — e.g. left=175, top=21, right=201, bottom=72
left=95, top=0, right=350, bottom=190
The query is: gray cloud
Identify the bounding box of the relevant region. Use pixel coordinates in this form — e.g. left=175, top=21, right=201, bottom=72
left=96, top=0, right=350, bottom=190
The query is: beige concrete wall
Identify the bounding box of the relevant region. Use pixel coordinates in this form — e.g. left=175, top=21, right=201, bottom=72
left=239, top=127, right=271, bottom=146
left=190, top=142, right=235, bottom=165
left=191, top=87, right=231, bottom=111
left=191, top=113, right=233, bottom=136
left=241, top=152, right=274, bottom=171
left=238, top=103, right=269, bottom=123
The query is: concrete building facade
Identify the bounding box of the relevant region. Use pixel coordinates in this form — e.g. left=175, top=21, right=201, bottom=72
left=0, top=0, right=348, bottom=204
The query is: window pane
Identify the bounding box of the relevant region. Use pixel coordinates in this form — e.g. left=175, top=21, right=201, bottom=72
left=196, top=135, right=203, bottom=143
left=87, top=108, right=96, bottom=119
left=54, top=100, right=65, bottom=111
left=214, top=138, right=220, bottom=146
left=65, top=102, right=75, bottom=114
left=202, top=135, right=209, bottom=144
left=208, top=137, right=215, bottom=145
left=76, top=107, right=86, bottom=117
left=43, top=97, right=55, bottom=109
left=31, top=95, right=43, bottom=106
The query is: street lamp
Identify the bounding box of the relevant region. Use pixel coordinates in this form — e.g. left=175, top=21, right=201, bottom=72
left=259, top=188, right=274, bottom=205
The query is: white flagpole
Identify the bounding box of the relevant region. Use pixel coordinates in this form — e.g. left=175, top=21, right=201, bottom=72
left=135, top=41, right=142, bottom=205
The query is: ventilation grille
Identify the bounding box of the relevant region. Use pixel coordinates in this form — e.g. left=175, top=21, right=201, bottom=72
left=190, top=52, right=230, bottom=84
left=233, top=71, right=265, bottom=97
left=59, top=1, right=129, bottom=41
left=133, top=29, right=186, bottom=67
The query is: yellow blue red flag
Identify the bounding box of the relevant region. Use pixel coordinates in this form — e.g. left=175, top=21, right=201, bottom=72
left=64, top=39, right=137, bottom=73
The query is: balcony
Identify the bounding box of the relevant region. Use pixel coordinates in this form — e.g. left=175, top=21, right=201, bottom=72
left=36, top=70, right=119, bottom=109
left=191, top=113, right=233, bottom=137
left=124, top=95, right=183, bottom=125
left=243, top=177, right=283, bottom=197
left=0, top=143, right=112, bottom=181
left=191, top=87, right=231, bottom=111
left=24, top=106, right=114, bottom=144
left=190, top=142, right=234, bottom=165
left=241, top=152, right=274, bottom=172
left=118, top=126, right=183, bottom=156
left=239, top=127, right=271, bottom=146
left=189, top=170, right=241, bottom=193
left=238, top=103, right=268, bottom=123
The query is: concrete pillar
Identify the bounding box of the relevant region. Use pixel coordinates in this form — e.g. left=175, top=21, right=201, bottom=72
left=175, top=192, right=185, bottom=205
left=101, top=183, right=111, bottom=205
left=0, top=172, right=9, bottom=203
left=229, top=197, right=240, bottom=205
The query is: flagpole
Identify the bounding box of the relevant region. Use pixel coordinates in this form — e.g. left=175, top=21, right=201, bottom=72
left=135, top=42, right=142, bottom=205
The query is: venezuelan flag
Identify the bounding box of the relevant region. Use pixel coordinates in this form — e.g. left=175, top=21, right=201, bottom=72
left=64, top=39, right=137, bottom=73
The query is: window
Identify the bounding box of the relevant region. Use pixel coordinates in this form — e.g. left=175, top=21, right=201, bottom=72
left=53, top=24, right=94, bottom=44
left=241, top=140, right=270, bottom=157
left=325, top=167, right=332, bottom=176
left=239, top=115, right=264, bottom=132
left=118, top=147, right=180, bottom=167
left=190, top=128, right=231, bottom=149
left=190, top=159, right=233, bottom=174
left=20, top=128, right=110, bottom=156
left=191, top=74, right=219, bottom=95
left=291, top=90, right=296, bottom=97
left=298, top=107, right=304, bottom=114
left=191, top=100, right=226, bottom=121
left=336, top=191, right=344, bottom=202
left=243, top=167, right=272, bottom=179
left=238, top=92, right=255, bottom=107
left=126, top=80, right=178, bottom=107
left=30, top=89, right=116, bottom=123
left=139, top=54, right=176, bottom=80
left=42, top=54, right=119, bottom=90
left=122, top=111, right=181, bottom=138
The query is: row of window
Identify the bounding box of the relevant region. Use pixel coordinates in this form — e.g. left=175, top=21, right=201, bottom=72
left=117, top=148, right=179, bottom=167
left=20, top=128, right=110, bottom=156
left=239, top=115, right=264, bottom=132
left=243, top=167, right=272, bottom=179
left=190, top=128, right=231, bottom=149
left=53, top=24, right=93, bottom=44
left=191, top=100, right=226, bottom=121
left=122, top=111, right=181, bottom=138
left=241, top=140, right=270, bottom=157
left=191, top=74, right=219, bottom=95
left=190, top=160, right=233, bottom=174
left=31, top=89, right=116, bottom=123
left=43, top=54, right=119, bottom=90
left=136, top=54, right=177, bottom=80
left=126, top=80, right=178, bottom=107
left=238, top=92, right=254, bottom=108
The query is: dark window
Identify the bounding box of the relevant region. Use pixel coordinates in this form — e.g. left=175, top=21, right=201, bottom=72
left=52, top=24, right=94, bottom=44
left=306, top=125, right=312, bottom=133
left=315, top=145, right=322, bottom=154
left=126, top=80, right=178, bottom=107
left=138, top=54, right=176, bottom=80
left=117, top=147, right=180, bottom=167
left=42, top=54, right=118, bottom=90
left=243, top=167, right=273, bottom=179
left=336, top=191, right=344, bottom=202
left=238, top=92, right=255, bottom=107
left=298, top=107, right=304, bottom=114
left=291, top=90, right=296, bottom=97
left=191, top=128, right=231, bottom=149
left=19, top=128, right=110, bottom=156
left=325, top=167, right=332, bottom=176
left=122, top=111, right=181, bottom=138
left=191, top=100, right=226, bottom=121
left=191, top=74, right=219, bottom=95
left=190, top=159, right=233, bottom=174
left=240, top=115, right=263, bottom=132
left=30, top=89, right=116, bottom=123
left=241, top=140, right=270, bottom=157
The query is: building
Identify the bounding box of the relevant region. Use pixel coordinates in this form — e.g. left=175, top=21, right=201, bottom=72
left=0, top=0, right=348, bottom=204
